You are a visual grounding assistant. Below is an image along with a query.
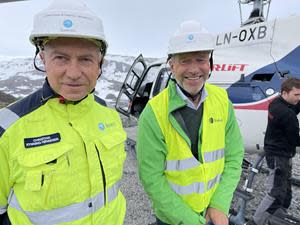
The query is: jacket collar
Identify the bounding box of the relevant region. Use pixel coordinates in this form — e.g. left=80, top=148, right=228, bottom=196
left=45, top=89, right=95, bottom=121
left=278, top=95, right=294, bottom=108
left=41, top=78, right=91, bottom=105
left=168, top=80, right=186, bottom=114
left=41, top=79, right=57, bottom=103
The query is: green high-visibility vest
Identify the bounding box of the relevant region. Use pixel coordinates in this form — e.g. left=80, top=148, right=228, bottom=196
left=149, top=83, right=228, bottom=213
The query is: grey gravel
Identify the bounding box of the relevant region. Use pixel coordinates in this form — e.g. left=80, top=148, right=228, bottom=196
left=121, top=149, right=155, bottom=225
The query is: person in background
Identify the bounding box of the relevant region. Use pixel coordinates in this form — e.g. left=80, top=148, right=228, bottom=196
left=251, top=77, right=300, bottom=225
left=0, top=0, right=127, bottom=224
left=137, top=20, right=244, bottom=225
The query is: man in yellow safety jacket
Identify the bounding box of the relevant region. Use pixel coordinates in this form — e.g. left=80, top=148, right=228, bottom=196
left=0, top=0, right=126, bottom=224
left=137, top=20, right=244, bottom=225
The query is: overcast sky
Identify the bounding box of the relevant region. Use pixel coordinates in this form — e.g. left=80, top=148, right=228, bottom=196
left=0, top=0, right=299, bottom=58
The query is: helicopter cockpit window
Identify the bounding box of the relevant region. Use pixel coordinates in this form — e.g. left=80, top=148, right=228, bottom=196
left=152, top=67, right=171, bottom=97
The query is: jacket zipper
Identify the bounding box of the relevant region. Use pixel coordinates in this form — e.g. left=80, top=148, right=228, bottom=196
left=95, top=145, right=106, bottom=205
left=68, top=122, right=93, bottom=206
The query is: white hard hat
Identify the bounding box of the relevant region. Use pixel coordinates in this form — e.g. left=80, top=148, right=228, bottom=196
left=29, top=0, right=107, bottom=52
left=167, top=20, right=214, bottom=55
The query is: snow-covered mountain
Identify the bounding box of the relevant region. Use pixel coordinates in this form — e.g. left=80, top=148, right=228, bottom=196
left=0, top=54, right=157, bottom=106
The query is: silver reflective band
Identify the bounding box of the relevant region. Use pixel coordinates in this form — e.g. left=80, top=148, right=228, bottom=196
left=169, top=173, right=222, bottom=195
left=9, top=181, right=121, bottom=225
left=165, top=157, right=200, bottom=171
left=204, top=149, right=224, bottom=163
left=207, top=174, right=221, bottom=190
left=0, top=108, right=19, bottom=130
left=0, top=205, right=7, bottom=214
left=170, top=181, right=205, bottom=195
left=165, top=149, right=224, bottom=171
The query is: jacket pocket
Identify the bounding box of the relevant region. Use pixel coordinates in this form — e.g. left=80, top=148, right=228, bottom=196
left=99, top=130, right=127, bottom=150
left=17, top=144, right=74, bottom=209
left=96, top=131, right=127, bottom=185
left=18, top=144, right=72, bottom=168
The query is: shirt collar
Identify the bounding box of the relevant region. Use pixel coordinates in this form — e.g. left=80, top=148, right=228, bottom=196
left=176, top=84, right=208, bottom=110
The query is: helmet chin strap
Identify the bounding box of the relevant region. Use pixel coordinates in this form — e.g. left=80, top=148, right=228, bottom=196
left=97, top=58, right=104, bottom=79
left=33, top=44, right=46, bottom=73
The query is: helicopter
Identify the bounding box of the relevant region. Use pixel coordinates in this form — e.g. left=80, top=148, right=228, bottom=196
left=116, top=0, right=300, bottom=154
left=115, top=1, right=300, bottom=224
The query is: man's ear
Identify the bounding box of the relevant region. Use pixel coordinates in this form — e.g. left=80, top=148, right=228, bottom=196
left=169, top=59, right=175, bottom=74
left=39, top=52, right=45, bottom=64
left=97, top=56, right=104, bottom=79
left=281, top=90, right=288, bottom=99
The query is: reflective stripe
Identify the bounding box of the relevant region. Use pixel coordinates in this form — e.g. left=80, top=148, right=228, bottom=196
left=0, top=205, right=7, bottom=214
left=107, top=181, right=121, bottom=202
left=165, top=157, right=200, bottom=171
left=169, top=173, right=222, bottom=195
left=9, top=181, right=121, bottom=225
left=165, top=149, right=224, bottom=171
left=207, top=174, right=221, bottom=190
left=169, top=181, right=205, bottom=195
left=204, top=149, right=224, bottom=163
left=0, top=108, right=19, bottom=130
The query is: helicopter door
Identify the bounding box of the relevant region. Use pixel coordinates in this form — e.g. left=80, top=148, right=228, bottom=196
left=115, top=54, right=147, bottom=117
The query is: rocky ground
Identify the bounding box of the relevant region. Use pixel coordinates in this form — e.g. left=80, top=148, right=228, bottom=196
left=234, top=153, right=300, bottom=220
left=120, top=130, right=300, bottom=225
left=121, top=149, right=156, bottom=225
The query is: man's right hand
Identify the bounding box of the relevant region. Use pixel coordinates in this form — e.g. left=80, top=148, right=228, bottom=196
left=205, top=207, right=228, bottom=225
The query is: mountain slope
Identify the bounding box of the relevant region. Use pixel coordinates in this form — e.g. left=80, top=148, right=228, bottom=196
left=0, top=90, right=16, bottom=108
left=0, top=54, right=158, bottom=105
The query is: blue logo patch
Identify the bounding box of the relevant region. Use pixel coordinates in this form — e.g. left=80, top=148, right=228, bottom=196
left=63, top=19, right=73, bottom=28
left=98, top=123, right=105, bottom=131
left=187, top=34, right=194, bottom=41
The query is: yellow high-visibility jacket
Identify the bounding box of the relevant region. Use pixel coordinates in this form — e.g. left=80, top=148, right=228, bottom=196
left=0, top=81, right=126, bottom=225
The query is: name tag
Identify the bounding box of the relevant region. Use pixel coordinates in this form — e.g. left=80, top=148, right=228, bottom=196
left=24, top=133, right=61, bottom=148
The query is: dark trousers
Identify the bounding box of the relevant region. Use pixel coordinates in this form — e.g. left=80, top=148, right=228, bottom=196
left=253, top=155, right=292, bottom=225
left=266, top=155, right=292, bottom=211
left=0, top=213, right=11, bottom=225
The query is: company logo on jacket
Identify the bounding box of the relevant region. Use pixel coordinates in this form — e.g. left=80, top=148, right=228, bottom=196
left=98, top=122, right=117, bottom=131
left=209, top=117, right=223, bottom=123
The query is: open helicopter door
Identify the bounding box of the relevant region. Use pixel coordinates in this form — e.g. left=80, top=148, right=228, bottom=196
left=115, top=54, right=147, bottom=117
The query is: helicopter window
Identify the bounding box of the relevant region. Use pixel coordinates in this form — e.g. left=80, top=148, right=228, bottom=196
left=227, top=84, right=267, bottom=103
left=138, top=64, right=161, bottom=97
left=251, top=73, right=274, bottom=82
left=152, top=68, right=171, bottom=97
left=128, top=64, right=161, bottom=117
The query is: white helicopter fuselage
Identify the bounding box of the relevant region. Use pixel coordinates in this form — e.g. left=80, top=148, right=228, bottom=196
left=212, top=14, right=300, bottom=152
left=116, top=14, right=300, bottom=154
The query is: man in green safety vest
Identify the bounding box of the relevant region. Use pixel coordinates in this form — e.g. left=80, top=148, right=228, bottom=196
left=137, top=20, right=244, bottom=225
